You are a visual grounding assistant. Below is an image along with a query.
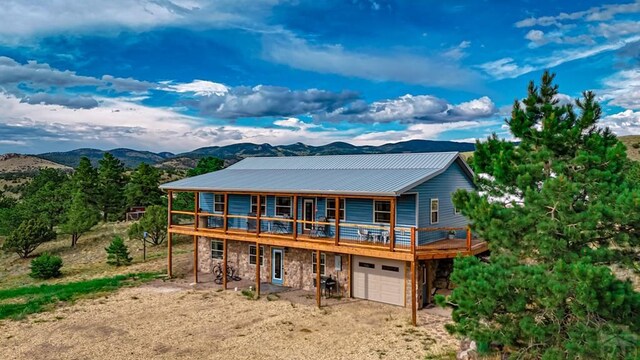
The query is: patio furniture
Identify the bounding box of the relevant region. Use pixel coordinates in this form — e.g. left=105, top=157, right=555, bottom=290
left=246, top=213, right=257, bottom=232
left=311, top=216, right=330, bottom=238
left=357, top=227, right=369, bottom=241
left=380, top=230, right=390, bottom=244
left=273, top=220, right=289, bottom=234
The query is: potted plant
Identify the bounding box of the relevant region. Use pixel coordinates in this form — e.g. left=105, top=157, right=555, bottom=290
left=448, top=230, right=456, bottom=239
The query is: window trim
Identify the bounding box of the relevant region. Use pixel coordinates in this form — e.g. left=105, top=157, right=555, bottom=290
left=373, top=200, right=391, bottom=224
left=325, top=198, right=346, bottom=221
left=430, top=198, right=439, bottom=224
left=248, top=245, right=264, bottom=265
left=311, top=252, right=326, bottom=275
left=454, top=206, right=461, bottom=215
left=211, top=240, right=223, bottom=259
left=213, top=194, right=225, bottom=214
left=274, top=196, right=292, bottom=217
left=250, top=195, right=266, bottom=216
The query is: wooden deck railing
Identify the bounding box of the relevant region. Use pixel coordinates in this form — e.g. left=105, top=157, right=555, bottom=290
left=168, top=191, right=483, bottom=256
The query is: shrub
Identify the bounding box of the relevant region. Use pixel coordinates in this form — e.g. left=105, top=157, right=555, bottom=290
left=105, top=236, right=132, bottom=266
left=2, top=219, right=57, bottom=258
left=30, top=253, right=63, bottom=279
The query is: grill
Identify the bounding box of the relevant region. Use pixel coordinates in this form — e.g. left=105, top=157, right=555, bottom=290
left=323, top=276, right=337, bottom=298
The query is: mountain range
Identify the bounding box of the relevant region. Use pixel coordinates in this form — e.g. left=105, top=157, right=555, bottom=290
left=35, top=139, right=477, bottom=168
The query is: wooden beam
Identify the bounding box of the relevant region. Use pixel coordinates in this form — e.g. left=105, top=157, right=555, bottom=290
left=411, top=260, right=417, bottom=326
left=167, top=232, right=173, bottom=278
left=255, top=241, right=260, bottom=298
left=222, top=238, right=228, bottom=290
left=223, top=193, right=229, bottom=232
left=389, top=197, right=396, bottom=251
left=160, top=188, right=396, bottom=200
left=194, top=192, right=200, bottom=230
left=348, top=253, right=352, bottom=298
left=255, top=195, right=261, bottom=236
left=410, top=227, right=416, bottom=255
left=168, top=190, right=173, bottom=227
left=466, top=227, right=472, bottom=252
left=293, top=195, right=298, bottom=240
left=193, top=235, right=198, bottom=283
left=334, top=196, right=340, bottom=246
left=316, top=249, right=321, bottom=308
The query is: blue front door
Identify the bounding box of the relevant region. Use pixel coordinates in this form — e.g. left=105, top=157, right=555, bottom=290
left=272, top=248, right=284, bottom=285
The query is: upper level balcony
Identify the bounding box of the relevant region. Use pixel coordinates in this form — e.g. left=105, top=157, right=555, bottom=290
left=167, top=190, right=488, bottom=260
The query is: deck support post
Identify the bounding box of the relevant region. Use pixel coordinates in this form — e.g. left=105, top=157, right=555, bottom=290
left=425, top=261, right=432, bottom=305
left=194, top=192, right=199, bottom=230
left=411, top=259, right=417, bottom=326
left=193, top=235, right=198, bottom=283
left=255, top=242, right=260, bottom=298
left=316, top=249, right=321, bottom=308
left=410, top=227, right=416, bottom=254
left=167, top=232, right=173, bottom=278
left=334, top=196, right=340, bottom=246
left=389, top=197, right=396, bottom=251
left=293, top=195, right=298, bottom=240
left=466, top=227, right=472, bottom=252
left=223, top=239, right=228, bottom=290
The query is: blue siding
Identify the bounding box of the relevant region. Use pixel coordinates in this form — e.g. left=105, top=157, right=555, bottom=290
left=346, top=198, right=373, bottom=223
left=407, top=160, right=473, bottom=244
left=397, top=194, right=416, bottom=226
left=199, top=193, right=214, bottom=213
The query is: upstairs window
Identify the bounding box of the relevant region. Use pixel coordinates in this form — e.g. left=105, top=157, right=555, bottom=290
left=250, top=195, right=266, bottom=216
left=430, top=199, right=439, bottom=224
left=326, top=198, right=345, bottom=221
left=213, top=194, right=225, bottom=213
left=374, top=200, right=391, bottom=224
left=275, top=196, right=292, bottom=217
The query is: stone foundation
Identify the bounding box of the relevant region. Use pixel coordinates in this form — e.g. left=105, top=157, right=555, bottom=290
left=197, top=237, right=350, bottom=297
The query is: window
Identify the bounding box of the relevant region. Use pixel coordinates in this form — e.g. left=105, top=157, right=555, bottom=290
left=374, top=200, right=391, bottom=223
left=358, top=262, right=375, bottom=269
left=430, top=199, right=439, bottom=224
left=275, top=196, right=292, bottom=217
left=312, top=252, right=326, bottom=275
left=249, top=245, right=264, bottom=265
left=213, top=194, right=225, bottom=213
left=211, top=240, right=223, bottom=259
left=250, top=195, right=266, bottom=216
left=326, top=198, right=345, bottom=221
left=381, top=265, right=399, bottom=272
left=454, top=206, right=461, bottom=215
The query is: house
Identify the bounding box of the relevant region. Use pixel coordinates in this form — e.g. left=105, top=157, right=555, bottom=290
left=159, top=152, right=488, bottom=325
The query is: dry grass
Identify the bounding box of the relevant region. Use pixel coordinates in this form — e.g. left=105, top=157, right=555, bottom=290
left=0, top=154, right=71, bottom=173
left=619, top=135, right=640, bottom=162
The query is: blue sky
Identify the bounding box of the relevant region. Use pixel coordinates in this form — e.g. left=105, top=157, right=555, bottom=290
left=0, top=0, right=638, bottom=154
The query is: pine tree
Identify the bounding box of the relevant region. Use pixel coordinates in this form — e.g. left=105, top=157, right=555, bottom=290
left=60, top=191, right=100, bottom=247
left=105, top=236, right=132, bottom=266
left=2, top=219, right=57, bottom=258
left=125, top=163, right=163, bottom=208
left=20, top=168, right=71, bottom=230
left=438, top=71, right=640, bottom=359
left=72, top=156, right=99, bottom=205
left=97, top=153, right=127, bottom=222
left=128, top=205, right=168, bottom=246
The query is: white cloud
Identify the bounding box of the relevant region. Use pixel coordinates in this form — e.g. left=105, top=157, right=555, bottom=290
left=478, top=58, right=535, bottom=79
left=599, top=69, right=640, bottom=110
left=165, top=80, right=229, bottom=96
left=263, top=33, right=482, bottom=90
left=601, top=110, right=640, bottom=135
left=515, top=1, right=640, bottom=28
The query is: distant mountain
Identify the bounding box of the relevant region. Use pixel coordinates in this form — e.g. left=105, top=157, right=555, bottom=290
left=0, top=153, right=72, bottom=175
left=27, top=139, right=475, bottom=169
left=37, top=148, right=175, bottom=168
left=179, top=139, right=476, bottom=160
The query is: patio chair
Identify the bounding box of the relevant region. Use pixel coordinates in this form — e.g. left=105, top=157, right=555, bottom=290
left=311, top=216, right=330, bottom=237
left=357, top=227, right=369, bottom=241
left=246, top=212, right=257, bottom=232
left=380, top=230, right=390, bottom=244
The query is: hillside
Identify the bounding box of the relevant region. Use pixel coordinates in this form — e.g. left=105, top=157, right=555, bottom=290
left=0, top=154, right=72, bottom=198
left=37, top=148, right=175, bottom=168
left=619, top=135, right=640, bottom=162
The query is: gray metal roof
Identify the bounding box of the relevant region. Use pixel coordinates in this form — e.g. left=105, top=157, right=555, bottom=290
left=160, top=152, right=472, bottom=196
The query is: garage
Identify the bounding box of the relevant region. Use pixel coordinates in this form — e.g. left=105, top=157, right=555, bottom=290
left=352, top=256, right=405, bottom=306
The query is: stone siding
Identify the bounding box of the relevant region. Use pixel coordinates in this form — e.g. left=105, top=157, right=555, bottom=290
left=197, top=237, right=350, bottom=297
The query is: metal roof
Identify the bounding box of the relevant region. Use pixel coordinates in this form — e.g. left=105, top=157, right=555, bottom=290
left=160, top=152, right=472, bottom=196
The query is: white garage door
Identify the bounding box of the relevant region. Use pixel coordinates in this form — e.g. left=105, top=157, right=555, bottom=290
left=352, top=256, right=405, bottom=306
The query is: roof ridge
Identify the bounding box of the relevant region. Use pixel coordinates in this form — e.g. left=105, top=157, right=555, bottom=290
left=234, top=151, right=460, bottom=161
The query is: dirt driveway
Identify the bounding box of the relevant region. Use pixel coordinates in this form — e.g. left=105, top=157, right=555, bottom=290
left=0, top=280, right=458, bottom=360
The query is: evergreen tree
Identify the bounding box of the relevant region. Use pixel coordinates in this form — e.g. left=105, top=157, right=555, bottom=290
left=60, top=191, right=100, bottom=247
left=438, top=71, right=640, bottom=359
left=125, top=163, right=163, bottom=208
left=97, top=153, right=127, bottom=222
left=127, top=205, right=168, bottom=246
left=72, top=156, right=99, bottom=205
left=2, top=219, right=57, bottom=258
left=21, top=168, right=71, bottom=229
left=105, top=236, right=132, bottom=266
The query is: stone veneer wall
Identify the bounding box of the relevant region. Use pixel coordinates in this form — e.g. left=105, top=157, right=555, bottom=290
left=197, top=237, right=350, bottom=297
left=404, top=261, right=426, bottom=309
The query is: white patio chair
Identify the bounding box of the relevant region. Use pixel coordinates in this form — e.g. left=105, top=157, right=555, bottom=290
left=380, top=230, right=390, bottom=244
left=357, top=227, right=369, bottom=241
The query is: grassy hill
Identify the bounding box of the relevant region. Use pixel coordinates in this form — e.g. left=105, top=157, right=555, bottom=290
left=619, top=135, right=640, bottom=162
left=37, top=148, right=175, bottom=168
left=0, top=154, right=73, bottom=198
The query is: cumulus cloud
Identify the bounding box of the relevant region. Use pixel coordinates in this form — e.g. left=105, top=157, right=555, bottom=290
left=263, top=33, right=482, bottom=90
left=320, top=94, right=497, bottom=124
left=193, top=85, right=359, bottom=119
left=20, top=93, right=99, bottom=109
left=165, top=80, right=229, bottom=96
left=601, top=110, right=640, bottom=135
left=599, top=69, right=640, bottom=110
left=0, top=56, right=101, bottom=89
